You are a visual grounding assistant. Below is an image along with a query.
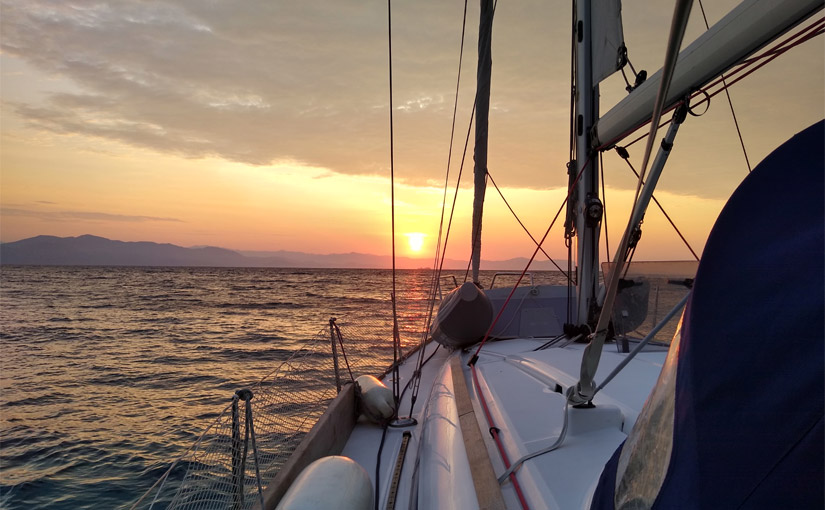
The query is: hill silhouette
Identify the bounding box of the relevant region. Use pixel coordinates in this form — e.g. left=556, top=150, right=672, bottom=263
left=0, top=235, right=568, bottom=270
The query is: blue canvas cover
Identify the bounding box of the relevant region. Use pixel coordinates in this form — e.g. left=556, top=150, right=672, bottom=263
left=592, top=120, right=824, bottom=509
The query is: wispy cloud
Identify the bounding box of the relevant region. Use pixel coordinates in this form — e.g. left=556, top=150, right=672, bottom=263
left=5, top=0, right=813, bottom=200
left=1, top=2, right=462, bottom=176
left=0, top=0, right=573, bottom=189
left=1, top=208, right=182, bottom=223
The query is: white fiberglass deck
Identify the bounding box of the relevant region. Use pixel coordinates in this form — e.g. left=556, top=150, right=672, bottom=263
left=467, top=340, right=666, bottom=510
left=341, top=337, right=668, bottom=510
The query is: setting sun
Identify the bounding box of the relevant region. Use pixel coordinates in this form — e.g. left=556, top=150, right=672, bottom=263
left=405, top=232, right=426, bottom=253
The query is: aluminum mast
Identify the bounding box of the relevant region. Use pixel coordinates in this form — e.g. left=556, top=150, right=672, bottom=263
left=573, top=0, right=603, bottom=326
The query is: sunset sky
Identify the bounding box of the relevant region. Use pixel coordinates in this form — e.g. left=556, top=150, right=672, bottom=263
left=1, top=1, right=822, bottom=265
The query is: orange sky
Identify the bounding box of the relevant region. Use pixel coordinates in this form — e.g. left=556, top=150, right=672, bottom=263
left=1, top=1, right=823, bottom=264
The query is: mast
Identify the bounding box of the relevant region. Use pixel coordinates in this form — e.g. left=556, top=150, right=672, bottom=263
left=573, top=0, right=602, bottom=326
left=470, top=0, right=494, bottom=286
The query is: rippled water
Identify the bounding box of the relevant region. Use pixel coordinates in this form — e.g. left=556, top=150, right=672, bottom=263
left=0, top=266, right=560, bottom=509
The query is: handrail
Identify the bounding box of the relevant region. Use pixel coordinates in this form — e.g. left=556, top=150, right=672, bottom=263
left=437, top=275, right=458, bottom=299
left=490, top=272, right=534, bottom=289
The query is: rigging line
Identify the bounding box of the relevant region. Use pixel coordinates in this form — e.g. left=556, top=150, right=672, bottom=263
left=678, top=19, right=825, bottom=135
left=399, top=345, right=441, bottom=402
left=618, top=0, right=692, bottom=294
left=135, top=404, right=235, bottom=509
left=599, top=151, right=610, bottom=264
left=391, top=292, right=402, bottom=410
left=594, top=292, right=689, bottom=395
left=433, top=2, right=496, bottom=294
left=438, top=103, right=477, bottom=293
left=425, top=0, right=470, bottom=317
left=409, top=6, right=477, bottom=416
left=422, top=0, right=470, bottom=341
left=438, top=104, right=476, bottom=280
left=566, top=240, right=573, bottom=324
left=499, top=294, right=691, bottom=481
left=374, top=424, right=389, bottom=510
left=454, top=1, right=498, bottom=289
left=471, top=157, right=592, bottom=360
left=622, top=239, right=639, bottom=280
left=386, top=0, right=401, bottom=388
left=469, top=361, right=531, bottom=510
left=609, top=16, right=825, bottom=151
left=333, top=321, right=356, bottom=382
left=697, top=0, right=752, bottom=173
left=376, top=344, right=438, bottom=508
left=737, top=15, right=825, bottom=66
left=695, top=20, right=824, bottom=101
left=615, top=147, right=700, bottom=261
left=571, top=0, right=693, bottom=406
left=634, top=0, right=692, bottom=205
left=487, top=171, right=571, bottom=280
left=386, top=0, right=405, bottom=412
left=607, top=19, right=823, bottom=150
left=741, top=23, right=824, bottom=63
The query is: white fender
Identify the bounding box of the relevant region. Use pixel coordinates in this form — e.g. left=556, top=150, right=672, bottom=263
left=276, top=456, right=372, bottom=510
left=355, top=375, right=394, bottom=422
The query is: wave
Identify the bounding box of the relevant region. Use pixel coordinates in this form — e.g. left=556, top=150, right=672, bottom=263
left=0, top=266, right=436, bottom=509
left=206, top=346, right=296, bottom=361
left=2, top=392, right=74, bottom=408
left=215, top=301, right=308, bottom=310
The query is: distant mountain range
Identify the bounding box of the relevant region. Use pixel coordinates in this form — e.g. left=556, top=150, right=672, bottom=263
left=0, top=235, right=568, bottom=270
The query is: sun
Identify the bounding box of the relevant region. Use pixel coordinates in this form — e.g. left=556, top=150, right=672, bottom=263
left=405, top=232, right=426, bottom=253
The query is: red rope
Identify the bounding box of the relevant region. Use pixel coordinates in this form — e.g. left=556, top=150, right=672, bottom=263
left=458, top=18, right=822, bottom=510
left=696, top=19, right=824, bottom=103
left=487, top=171, right=571, bottom=280
left=614, top=149, right=700, bottom=261
left=599, top=16, right=824, bottom=151
left=459, top=158, right=590, bottom=510
left=472, top=157, right=591, bottom=358
left=470, top=361, right=530, bottom=510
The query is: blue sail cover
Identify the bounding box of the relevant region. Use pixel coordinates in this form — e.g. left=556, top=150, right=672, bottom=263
left=592, top=120, right=824, bottom=509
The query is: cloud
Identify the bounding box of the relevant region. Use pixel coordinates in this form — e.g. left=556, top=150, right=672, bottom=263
left=0, top=0, right=572, bottom=188
left=1, top=208, right=182, bottom=223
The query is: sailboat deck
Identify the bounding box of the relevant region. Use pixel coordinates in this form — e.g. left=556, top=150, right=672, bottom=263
left=341, top=337, right=667, bottom=510
left=468, top=340, right=667, bottom=509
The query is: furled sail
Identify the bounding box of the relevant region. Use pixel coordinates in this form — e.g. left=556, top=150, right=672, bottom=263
left=471, top=0, right=494, bottom=285
left=592, top=0, right=626, bottom=84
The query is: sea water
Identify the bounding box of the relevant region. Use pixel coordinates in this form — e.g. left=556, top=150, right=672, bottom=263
left=0, top=266, right=564, bottom=509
